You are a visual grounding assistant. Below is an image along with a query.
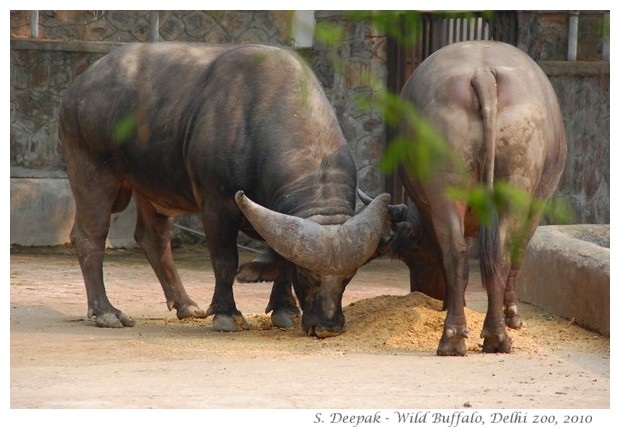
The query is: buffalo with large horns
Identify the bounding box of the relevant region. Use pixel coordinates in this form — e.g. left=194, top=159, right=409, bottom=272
left=59, top=43, right=390, bottom=337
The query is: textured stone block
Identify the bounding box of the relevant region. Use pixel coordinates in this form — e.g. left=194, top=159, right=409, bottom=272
left=518, top=225, right=610, bottom=336
left=10, top=176, right=137, bottom=248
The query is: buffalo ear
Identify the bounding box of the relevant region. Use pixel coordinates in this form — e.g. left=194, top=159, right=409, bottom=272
left=388, top=204, right=409, bottom=223
left=358, top=189, right=410, bottom=224
left=236, top=249, right=286, bottom=283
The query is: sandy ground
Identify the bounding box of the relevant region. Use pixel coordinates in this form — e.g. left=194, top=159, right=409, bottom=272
left=8, top=244, right=611, bottom=416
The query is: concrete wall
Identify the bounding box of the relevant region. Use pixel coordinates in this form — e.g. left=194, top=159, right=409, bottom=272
left=518, top=225, right=610, bottom=337
left=10, top=169, right=137, bottom=247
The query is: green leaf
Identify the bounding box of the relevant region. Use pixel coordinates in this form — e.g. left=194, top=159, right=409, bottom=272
left=112, top=114, right=136, bottom=144
left=314, top=22, right=344, bottom=46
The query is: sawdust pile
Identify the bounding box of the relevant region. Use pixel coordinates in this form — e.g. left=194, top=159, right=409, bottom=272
left=236, top=292, right=608, bottom=355
left=332, top=292, right=501, bottom=353
left=341, top=292, right=478, bottom=352
left=236, top=292, right=531, bottom=353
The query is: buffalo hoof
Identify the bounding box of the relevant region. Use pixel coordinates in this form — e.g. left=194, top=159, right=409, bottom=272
left=481, top=328, right=513, bottom=353
left=504, top=306, right=524, bottom=329
left=505, top=314, right=523, bottom=330
left=94, top=312, right=135, bottom=328
left=312, top=327, right=341, bottom=339
left=213, top=314, right=250, bottom=332
left=436, top=326, right=468, bottom=356
left=176, top=304, right=207, bottom=320
left=271, top=309, right=300, bottom=329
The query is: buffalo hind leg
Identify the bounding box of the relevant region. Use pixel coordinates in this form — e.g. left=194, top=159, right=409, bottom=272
left=433, top=205, right=470, bottom=356
left=480, top=261, right=513, bottom=353
left=133, top=193, right=206, bottom=320
left=69, top=172, right=134, bottom=328
left=437, top=242, right=469, bottom=356
left=71, top=220, right=135, bottom=327
left=503, top=268, right=524, bottom=329
left=503, top=206, right=545, bottom=330
left=479, top=215, right=513, bottom=353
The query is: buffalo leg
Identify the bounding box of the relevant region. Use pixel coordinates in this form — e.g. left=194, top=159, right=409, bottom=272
left=503, top=268, right=523, bottom=329
left=480, top=262, right=513, bottom=353
left=479, top=215, right=513, bottom=353
left=71, top=214, right=134, bottom=327
left=202, top=204, right=249, bottom=331
left=480, top=201, right=548, bottom=351
left=267, top=277, right=301, bottom=328
left=133, top=193, right=206, bottom=319
left=503, top=205, right=546, bottom=330
left=66, top=158, right=134, bottom=327
left=433, top=206, right=469, bottom=356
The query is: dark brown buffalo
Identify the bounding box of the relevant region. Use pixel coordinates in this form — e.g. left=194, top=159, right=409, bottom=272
left=385, top=41, right=567, bottom=355
left=59, top=42, right=390, bottom=338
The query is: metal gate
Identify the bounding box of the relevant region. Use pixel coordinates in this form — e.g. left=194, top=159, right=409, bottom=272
left=385, top=11, right=518, bottom=203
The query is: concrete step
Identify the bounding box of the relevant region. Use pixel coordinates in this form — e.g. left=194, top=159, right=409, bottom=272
left=10, top=176, right=137, bottom=247
left=518, top=224, right=610, bottom=337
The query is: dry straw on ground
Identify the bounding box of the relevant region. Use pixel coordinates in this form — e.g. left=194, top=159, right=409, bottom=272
left=162, top=291, right=608, bottom=357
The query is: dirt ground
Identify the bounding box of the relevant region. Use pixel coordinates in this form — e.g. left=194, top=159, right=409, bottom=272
left=9, top=244, right=611, bottom=412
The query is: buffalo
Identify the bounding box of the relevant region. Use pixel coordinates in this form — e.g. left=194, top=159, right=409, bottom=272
left=365, top=41, right=567, bottom=355
left=59, top=43, right=390, bottom=338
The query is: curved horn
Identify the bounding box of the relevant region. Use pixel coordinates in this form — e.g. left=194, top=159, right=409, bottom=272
left=235, top=191, right=390, bottom=274
left=236, top=191, right=330, bottom=272
left=357, top=188, right=374, bottom=205
left=388, top=204, right=409, bottom=223
left=358, top=188, right=409, bottom=223
left=336, top=192, right=391, bottom=271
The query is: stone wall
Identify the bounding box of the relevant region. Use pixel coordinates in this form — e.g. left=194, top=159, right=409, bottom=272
left=10, top=10, right=385, bottom=199
left=544, top=61, right=610, bottom=224
left=10, top=10, right=611, bottom=248
left=9, top=10, right=297, bottom=173
left=10, top=41, right=118, bottom=171
left=518, top=10, right=610, bottom=222
left=312, top=11, right=388, bottom=196
left=10, top=10, right=294, bottom=44
left=517, top=11, right=609, bottom=61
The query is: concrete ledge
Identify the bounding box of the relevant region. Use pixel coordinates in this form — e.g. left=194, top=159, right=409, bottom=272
left=541, top=60, right=610, bottom=77
left=10, top=38, right=125, bottom=53
left=10, top=177, right=137, bottom=248
left=518, top=225, right=610, bottom=337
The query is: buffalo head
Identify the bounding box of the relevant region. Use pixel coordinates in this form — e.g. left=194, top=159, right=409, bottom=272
left=357, top=189, right=447, bottom=302
left=235, top=190, right=391, bottom=337
left=357, top=189, right=422, bottom=259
